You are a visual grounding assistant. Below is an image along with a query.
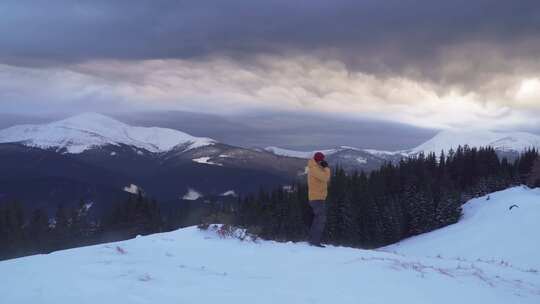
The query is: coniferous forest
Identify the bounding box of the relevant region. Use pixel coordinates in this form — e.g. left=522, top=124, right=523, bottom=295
left=236, top=147, right=539, bottom=248
left=1, top=146, right=539, bottom=260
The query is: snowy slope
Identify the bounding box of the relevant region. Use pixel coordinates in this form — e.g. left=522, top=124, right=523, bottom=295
left=385, top=186, right=540, bottom=269
left=410, top=130, right=540, bottom=155
left=0, top=113, right=215, bottom=153
left=1, top=187, right=539, bottom=303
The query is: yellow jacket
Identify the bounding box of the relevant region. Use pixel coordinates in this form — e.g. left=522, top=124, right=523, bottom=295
left=307, top=159, right=331, bottom=201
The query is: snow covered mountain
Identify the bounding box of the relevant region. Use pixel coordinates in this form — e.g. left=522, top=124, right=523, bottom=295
left=3, top=113, right=539, bottom=213
left=0, top=112, right=215, bottom=153
left=0, top=114, right=306, bottom=212
left=0, top=113, right=305, bottom=176
left=265, top=146, right=401, bottom=159
left=264, top=146, right=340, bottom=159
left=266, top=129, right=540, bottom=166
left=264, top=146, right=404, bottom=171
left=1, top=186, right=538, bottom=303
left=409, top=129, right=540, bottom=155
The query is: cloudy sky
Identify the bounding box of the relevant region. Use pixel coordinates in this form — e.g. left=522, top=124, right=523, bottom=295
left=1, top=1, right=540, bottom=133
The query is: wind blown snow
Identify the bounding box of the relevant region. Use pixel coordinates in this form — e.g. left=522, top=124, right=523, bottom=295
left=0, top=186, right=539, bottom=303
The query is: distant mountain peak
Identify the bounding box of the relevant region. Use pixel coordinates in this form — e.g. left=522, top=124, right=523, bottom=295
left=265, top=129, right=540, bottom=165
left=0, top=113, right=216, bottom=153
left=264, top=146, right=339, bottom=159
left=410, top=129, right=540, bottom=154
left=264, top=145, right=401, bottom=160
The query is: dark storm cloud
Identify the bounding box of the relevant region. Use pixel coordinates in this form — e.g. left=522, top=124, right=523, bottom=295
left=2, top=0, right=540, bottom=132
left=1, top=0, right=539, bottom=76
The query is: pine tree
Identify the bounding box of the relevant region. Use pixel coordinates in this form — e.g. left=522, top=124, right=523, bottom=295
left=4, top=201, right=25, bottom=257
left=28, top=208, right=49, bottom=252
left=0, top=206, right=6, bottom=259
left=325, top=166, right=352, bottom=244
left=229, top=145, right=535, bottom=249
left=54, top=204, right=69, bottom=230
left=517, top=148, right=538, bottom=183
left=527, top=156, right=540, bottom=187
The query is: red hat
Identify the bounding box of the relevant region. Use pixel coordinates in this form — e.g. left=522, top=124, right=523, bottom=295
left=314, top=152, right=325, bottom=162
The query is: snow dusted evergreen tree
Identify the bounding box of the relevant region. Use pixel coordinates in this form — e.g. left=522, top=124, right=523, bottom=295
left=527, top=156, right=540, bottom=187
left=28, top=208, right=49, bottom=253
left=54, top=204, right=69, bottom=234
left=517, top=148, right=539, bottom=183
left=380, top=196, right=405, bottom=244
left=325, top=166, right=355, bottom=245
left=106, top=191, right=163, bottom=236
left=1, top=201, right=25, bottom=258
left=434, top=191, right=462, bottom=228
left=284, top=185, right=309, bottom=241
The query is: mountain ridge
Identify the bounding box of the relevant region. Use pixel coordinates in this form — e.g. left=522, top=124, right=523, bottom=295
left=0, top=114, right=307, bottom=213
left=265, top=129, right=540, bottom=159
left=410, top=129, right=540, bottom=154
left=4, top=113, right=539, bottom=161
left=0, top=112, right=216, bottom=154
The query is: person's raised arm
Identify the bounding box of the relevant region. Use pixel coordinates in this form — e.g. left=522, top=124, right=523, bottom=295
left=310, top=165, right=331, bottom=183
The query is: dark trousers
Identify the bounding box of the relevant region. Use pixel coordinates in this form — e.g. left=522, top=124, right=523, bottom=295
left=309, top=200, right=327, bottom=244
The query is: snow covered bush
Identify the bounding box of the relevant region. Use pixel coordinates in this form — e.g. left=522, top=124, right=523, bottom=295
left=198, top=224, right=259, bottom=242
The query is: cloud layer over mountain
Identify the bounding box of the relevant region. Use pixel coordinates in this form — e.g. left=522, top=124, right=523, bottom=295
left=1, top=1, right=539, bottom=130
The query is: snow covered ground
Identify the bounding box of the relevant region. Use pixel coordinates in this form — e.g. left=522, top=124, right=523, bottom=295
left=385, top=186, right=540, bottom=270
left=1, top=187, right=539, bottom=303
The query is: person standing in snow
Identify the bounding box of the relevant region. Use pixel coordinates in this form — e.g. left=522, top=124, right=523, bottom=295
left=307, top=152, right=331, bottom=247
